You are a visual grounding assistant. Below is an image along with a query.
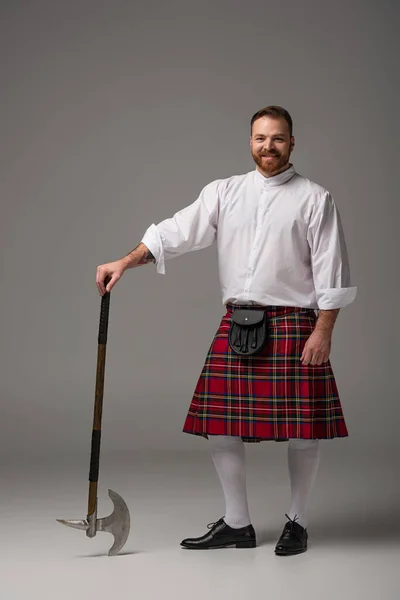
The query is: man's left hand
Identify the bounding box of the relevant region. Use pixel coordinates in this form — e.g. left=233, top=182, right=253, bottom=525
left=301, top=330, right=332, bottom=365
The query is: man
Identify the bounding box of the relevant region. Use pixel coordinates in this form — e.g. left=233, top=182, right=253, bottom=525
left=96, top=105, right=357, bottom=555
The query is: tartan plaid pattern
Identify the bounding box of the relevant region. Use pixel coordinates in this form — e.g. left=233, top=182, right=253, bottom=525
left=182, top=303, right=349, bottom=442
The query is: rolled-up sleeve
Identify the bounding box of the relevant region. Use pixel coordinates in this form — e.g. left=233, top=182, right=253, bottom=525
left=307, top=192, right=357, bottom=309
left=140, top=179, right=221, bottom=275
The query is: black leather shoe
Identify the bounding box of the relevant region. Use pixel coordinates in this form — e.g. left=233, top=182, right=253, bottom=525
left=180, top=517, right=256, bottom=549
left=274, top=514, right=308, bottom=556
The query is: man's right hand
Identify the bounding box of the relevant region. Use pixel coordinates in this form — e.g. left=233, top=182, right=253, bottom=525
left=96, top=243, right=155, bottom=296
left=96, top=258, right=129, bottom=296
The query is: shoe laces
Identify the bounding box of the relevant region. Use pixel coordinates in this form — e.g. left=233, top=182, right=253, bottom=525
left=207, top=516, right=225, bottom=529
left=284, top=513, right=300, bottom=531
left=283, top=513, right=305, bottom=540
left=285, top=513, right=299, bottom=524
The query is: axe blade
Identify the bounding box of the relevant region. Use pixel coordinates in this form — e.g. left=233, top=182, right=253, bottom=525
left=57, top=489, right=130, bottom=556
left=97, top=489, right=131, bottom=556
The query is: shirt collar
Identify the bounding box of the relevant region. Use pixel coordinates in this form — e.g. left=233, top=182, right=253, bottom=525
left=254, top=163, right=296, bottom=187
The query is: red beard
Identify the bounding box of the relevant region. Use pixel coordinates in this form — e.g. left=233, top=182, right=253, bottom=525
left=252, top=151, right=289, bottom=174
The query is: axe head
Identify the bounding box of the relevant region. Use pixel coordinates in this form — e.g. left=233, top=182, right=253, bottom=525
left=57, top=489, right=130, bottom=556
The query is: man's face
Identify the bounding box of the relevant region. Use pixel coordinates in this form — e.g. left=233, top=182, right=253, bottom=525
left=250, top=116, right=294, bottom=177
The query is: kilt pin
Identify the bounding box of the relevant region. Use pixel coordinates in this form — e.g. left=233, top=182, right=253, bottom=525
left=182, top=303, right=348, bottom=442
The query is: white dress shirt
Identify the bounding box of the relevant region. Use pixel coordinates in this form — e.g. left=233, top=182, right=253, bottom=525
left=141, top=164, right=357, bottom=310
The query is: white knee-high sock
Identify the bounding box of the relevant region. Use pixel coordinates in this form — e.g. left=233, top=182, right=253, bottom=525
left=208, top=435, right=252, bottom=528
left=286, top=438, right=320, bottom=529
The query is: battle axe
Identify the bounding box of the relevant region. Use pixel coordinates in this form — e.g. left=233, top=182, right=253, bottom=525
left=58, top=277, right=130, bottom=555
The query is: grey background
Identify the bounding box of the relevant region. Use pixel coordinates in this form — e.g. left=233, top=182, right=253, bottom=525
left=1, top=1, right=399, bottom=598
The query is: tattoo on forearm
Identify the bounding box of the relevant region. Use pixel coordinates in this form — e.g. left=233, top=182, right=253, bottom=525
left=137, top=250, right=156, bottom=265
left=125, top=244, right=156, bottom=266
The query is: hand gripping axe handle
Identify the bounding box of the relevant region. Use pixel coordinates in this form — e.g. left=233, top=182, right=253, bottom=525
left=57, top=276, right=131, bottom=556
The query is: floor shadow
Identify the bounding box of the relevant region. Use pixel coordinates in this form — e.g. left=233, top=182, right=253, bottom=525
left=76, top=550, right=142, bottom=558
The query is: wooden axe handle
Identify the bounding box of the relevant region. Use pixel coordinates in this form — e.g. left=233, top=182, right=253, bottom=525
left=88, top=275, right=111, bottom=516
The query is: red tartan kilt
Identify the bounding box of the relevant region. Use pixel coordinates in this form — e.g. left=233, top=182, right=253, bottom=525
left=182, top=303, right=349, bottom=442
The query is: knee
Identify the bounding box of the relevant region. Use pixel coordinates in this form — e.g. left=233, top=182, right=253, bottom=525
left=208, top=435, right=243, bottom=452
left=288, top=438, right=320, bottom=451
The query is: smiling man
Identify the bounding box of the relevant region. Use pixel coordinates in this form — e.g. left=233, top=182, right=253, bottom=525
left=251, top=115, right=293, bottom=176
left=96, top=105, right=357, bottom=556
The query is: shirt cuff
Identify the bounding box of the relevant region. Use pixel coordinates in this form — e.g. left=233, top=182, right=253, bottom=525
left=316, top=287, right=358, bottom=309
left=141, top=224, right=165, bottom=275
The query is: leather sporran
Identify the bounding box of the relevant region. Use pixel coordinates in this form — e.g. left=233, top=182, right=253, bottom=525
left=228, top=309, right=268, bottom=356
